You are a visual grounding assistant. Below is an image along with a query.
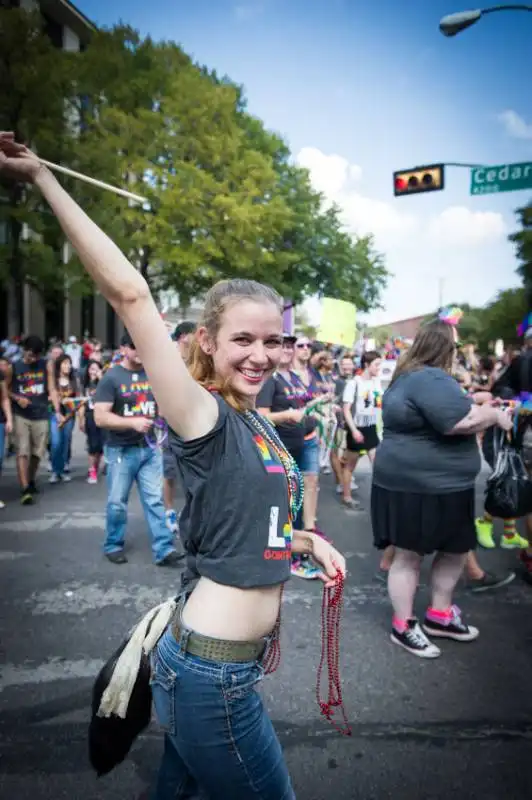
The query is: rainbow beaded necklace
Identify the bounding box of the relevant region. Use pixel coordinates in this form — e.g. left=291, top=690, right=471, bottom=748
left=244, top=409, right=304, bottom=525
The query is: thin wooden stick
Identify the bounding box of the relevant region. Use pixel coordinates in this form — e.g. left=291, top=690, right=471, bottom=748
left=39, top=158, right=148, bottom=205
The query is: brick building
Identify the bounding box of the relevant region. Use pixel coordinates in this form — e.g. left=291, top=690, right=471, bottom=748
left=372, top=314, right=427, bottom=341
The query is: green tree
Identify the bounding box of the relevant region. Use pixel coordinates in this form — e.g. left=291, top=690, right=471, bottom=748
left=71, top=31, right=389, bottom=310
left=0, top=7, right=79, bottom=332
left=477, top=287, right=527, bottom=351
left=509, top=201, right=532, bottom=306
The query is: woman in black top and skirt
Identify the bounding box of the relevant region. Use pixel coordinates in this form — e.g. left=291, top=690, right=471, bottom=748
left=371, top=318, right=512, bottom=659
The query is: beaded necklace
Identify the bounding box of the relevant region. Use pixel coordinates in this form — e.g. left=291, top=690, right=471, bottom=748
left=245, top=407, right=350, bottom=735
left=243, top=409, right=303, bottom=524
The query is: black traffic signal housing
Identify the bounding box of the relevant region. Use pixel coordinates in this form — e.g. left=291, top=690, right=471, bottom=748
left=393, top=164, right=445, bottom=197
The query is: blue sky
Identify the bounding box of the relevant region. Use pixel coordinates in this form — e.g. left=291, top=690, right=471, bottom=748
left=77, top=0, right=532, bottom=326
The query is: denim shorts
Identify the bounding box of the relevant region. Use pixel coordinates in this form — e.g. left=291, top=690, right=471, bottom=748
left=150, top=625, right=295, bottom=799
left=299, top=434, right=320, bottom=475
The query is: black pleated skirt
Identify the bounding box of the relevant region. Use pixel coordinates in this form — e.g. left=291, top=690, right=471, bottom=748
left=371, top=484, right=477, bottom=555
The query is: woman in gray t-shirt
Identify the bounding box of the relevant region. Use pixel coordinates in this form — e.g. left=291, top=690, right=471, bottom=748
left=371, top=319, right=511, bottom=659
left=1, top=137, right=349, bottom=799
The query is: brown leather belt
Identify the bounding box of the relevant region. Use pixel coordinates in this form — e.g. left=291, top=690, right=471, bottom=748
left=170, top=616, right=267, bottom=663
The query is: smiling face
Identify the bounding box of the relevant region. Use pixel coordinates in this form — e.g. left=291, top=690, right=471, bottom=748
left=279, top=339, right=295, bottom=368
left=294, top=338, right=311, bottom=365
left=198, top=299, right=283, bottom=401
left=88, top=362, right=102, bottom=382
left=340, top=356, right=354, bottom=377
left=60, top=357, right=72, bottom=376
left=368, top=357, right=382, bottom=378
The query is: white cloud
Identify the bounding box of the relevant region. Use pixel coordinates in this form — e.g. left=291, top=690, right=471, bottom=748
left=295, top=146, right=512, bottom=324
left=427, top=206, right=507, bottom=247
left=497, top=110, right=532, bottom=140
left=296, top=146, right=416, bottom=239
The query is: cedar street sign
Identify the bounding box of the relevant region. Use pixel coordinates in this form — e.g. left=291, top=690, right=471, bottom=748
left=470, top=162, right=532, bottom=196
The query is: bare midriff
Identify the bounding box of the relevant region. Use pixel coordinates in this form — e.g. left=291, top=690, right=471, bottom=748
left=181, top=576, right=283, bottom=641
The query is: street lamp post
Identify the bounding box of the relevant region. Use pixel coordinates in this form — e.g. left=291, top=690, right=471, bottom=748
left=439, top=5, right=532, bottom=36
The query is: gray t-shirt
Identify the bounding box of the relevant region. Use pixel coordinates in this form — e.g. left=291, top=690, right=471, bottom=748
left=373, top=367, right=480, bottom=493
left=94, top=364, right=157, bottom=447
left=169, top=394, right=293, bottom=591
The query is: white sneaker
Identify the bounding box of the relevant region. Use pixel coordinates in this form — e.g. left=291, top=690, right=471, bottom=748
left=0, top=500, right=5, bottom=509
left=61, top=474, right=72, bottom=483
left=391, top=619, right=441, bottom=658
left=49, top=473, right=60, bottom=484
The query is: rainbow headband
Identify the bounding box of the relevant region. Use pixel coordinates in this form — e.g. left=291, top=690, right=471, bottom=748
left=439, top=306, right=463, bottom=326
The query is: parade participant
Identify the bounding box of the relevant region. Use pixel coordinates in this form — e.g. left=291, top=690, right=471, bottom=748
left=49, top=353, right=78, bottom=483
left=341, top=350, right=382, bottom=508
left=290, top=336, right=327, bottom=530
left=79, top=360, right=104, bottom=484
left=162, top=322, right=197, bottom=537
left=93, top=331, right=182, bottom=566
left=0, top=133, right=346, bottom=798
left=5, top=335, right=50, bottom=505
left=371, top=318, right=512, bottom=658
left=330, top=354, right=355, bottom=495
left=257, top=333, right=321, bottom=579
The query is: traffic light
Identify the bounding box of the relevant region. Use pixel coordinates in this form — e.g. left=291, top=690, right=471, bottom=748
left=393, top=164, right=445, bottom=197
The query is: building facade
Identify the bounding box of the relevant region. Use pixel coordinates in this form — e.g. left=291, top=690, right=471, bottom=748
left=1, top=0, right=126, bottom=345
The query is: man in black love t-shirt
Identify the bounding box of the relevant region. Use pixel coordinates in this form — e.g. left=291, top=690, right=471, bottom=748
left=7, top=335, right=50, bottom=505
left=94, top=331, right=182, bottom=566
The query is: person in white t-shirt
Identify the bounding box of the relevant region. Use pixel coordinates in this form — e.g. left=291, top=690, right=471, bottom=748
left=341, top=351, right=383, bottom=507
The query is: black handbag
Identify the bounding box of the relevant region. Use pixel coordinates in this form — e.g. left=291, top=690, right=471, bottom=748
left=88, top=637, right=152, bottom=776
left=88, top=597, right=179, bottom=776
left=484, top=428, right=532, bottom=519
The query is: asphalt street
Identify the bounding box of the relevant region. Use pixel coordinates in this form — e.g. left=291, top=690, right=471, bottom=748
left=1, top=431, right=531, bottom=800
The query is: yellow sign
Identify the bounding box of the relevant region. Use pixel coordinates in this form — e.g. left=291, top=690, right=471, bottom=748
left=317, top=298, right=357, bottom=346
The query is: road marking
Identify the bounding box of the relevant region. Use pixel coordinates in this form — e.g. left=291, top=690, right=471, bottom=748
left=0, top=550, right=31, bottom=560
left=27, top=581, right=172, bottom=615
left=0, top=512, right=106, bottom=532
left=0, top=658, right=104, bottom=691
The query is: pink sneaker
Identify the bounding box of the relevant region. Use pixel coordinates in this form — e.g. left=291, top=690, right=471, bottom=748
left=87, top=467, right=98, bottom=484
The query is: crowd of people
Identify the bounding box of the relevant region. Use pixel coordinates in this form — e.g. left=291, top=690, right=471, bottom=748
left=1, top=132, right=531, bottom=798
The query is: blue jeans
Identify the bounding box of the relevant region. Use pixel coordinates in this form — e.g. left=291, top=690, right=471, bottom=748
left=104, top=444, right=176, bottom=564
left=150, top=626, right=295, bottom=800
left=49, top=414, right=74, bottom=476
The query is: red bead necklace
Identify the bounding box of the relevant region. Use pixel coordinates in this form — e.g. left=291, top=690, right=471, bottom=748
left=316, top=570, right=352, bottom=736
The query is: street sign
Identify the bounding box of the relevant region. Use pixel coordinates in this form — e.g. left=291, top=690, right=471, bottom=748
left=470, top=162, right=532, bottom=196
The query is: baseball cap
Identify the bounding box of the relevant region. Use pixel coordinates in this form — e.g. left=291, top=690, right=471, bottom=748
left=172, top=321, right=197, bottom=341
left=120, top=331, right=135, bottom=348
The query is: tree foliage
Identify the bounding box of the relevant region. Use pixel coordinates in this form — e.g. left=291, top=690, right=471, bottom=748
left=0, top=7, right=79, bottom=325
left=509, top=200, right=532, bottom=306
left=2, top=12, right=389, bottom=332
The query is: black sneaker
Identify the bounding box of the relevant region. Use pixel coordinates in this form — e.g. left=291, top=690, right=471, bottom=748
left=20, top=488, right=33, bottom=505
left=156, top=550, right=185, bottom=567
left=423, top=606, right=479, bottom=642
left=105, top=551, right=128, bottom=564
left=468, top=571, right=515, bottom=593
left=390, top=618, right=441, bottom=658
left=28, top=481, right=40, bottom=495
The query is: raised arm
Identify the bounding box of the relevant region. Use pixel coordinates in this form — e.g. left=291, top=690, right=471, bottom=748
left=0, top=134, right=217, bottom=440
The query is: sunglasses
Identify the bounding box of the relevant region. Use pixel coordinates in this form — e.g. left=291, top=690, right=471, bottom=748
left=296, top=343, right=311, bottom=349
